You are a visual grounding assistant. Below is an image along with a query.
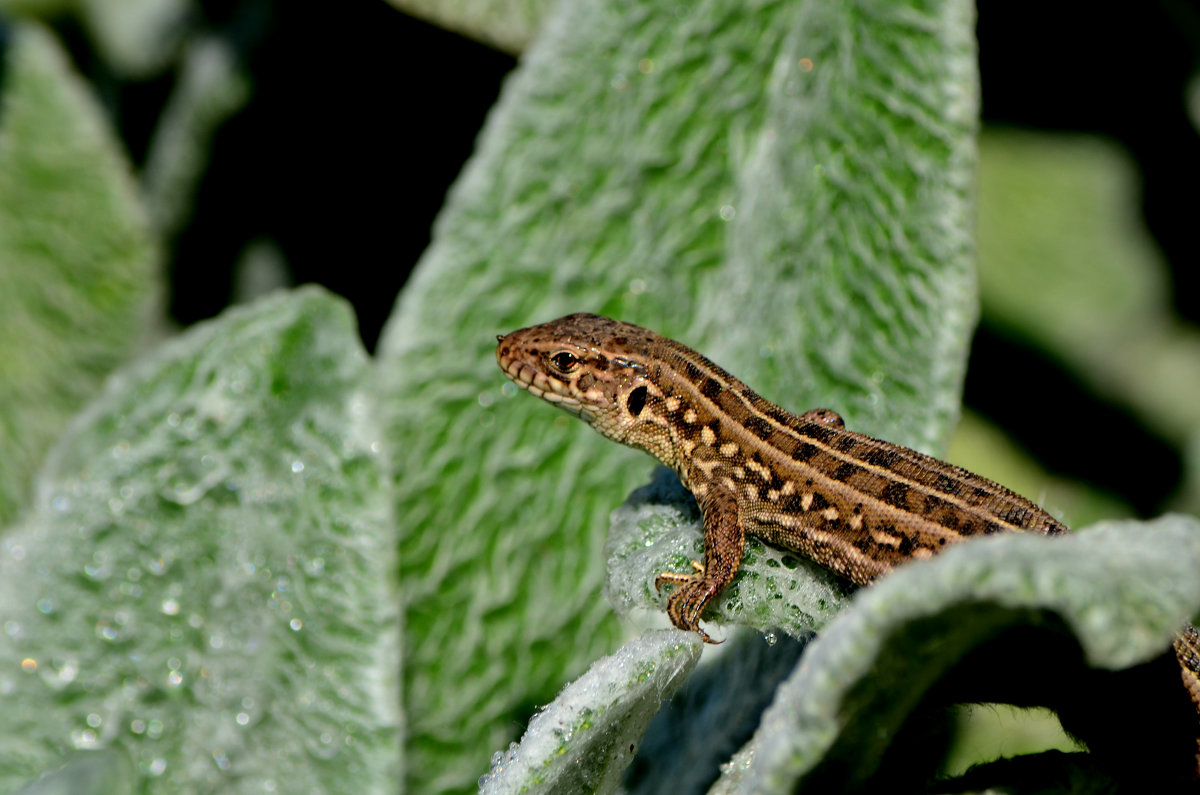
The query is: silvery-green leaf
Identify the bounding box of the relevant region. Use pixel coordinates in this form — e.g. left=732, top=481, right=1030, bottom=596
left=719, top=516, right=1200, bottom=793
left=12, top=750, right=133, bottom=795
left=605, top=468, right=851, bottom=640
left=77, top=0, right=190, bottom=76
left=376, top=0, right=977, bottom=788
left=0, top=23, right=157, bottom=525
left=627, top=631, right=809, bottom=794
left=385, top=0, right=555, bottom=54
left=479, top=630, right=701, bottom=794
left=0, top=289, right=400, bottom=792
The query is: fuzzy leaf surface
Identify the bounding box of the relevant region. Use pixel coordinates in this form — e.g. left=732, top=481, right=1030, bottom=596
left=0, top=23, right=157, bottom=525
left=0, top=289, right=400, bottom=793
left=479, top=630, right=701, bottom=794
left=715, top=516, right=1200, bottom=792
left=376, top=0, right=977, bottom=788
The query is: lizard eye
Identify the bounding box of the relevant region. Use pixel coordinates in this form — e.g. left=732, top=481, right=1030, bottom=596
left=549, top=350, right=581, bottom=373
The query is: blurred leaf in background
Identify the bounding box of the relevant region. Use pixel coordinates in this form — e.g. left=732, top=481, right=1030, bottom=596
left=964, top=0, right=1200, bottom=525
left=971, top=131, right=1200, bottom=517
left=0, top=289, right=400, bottom=792
left=0, top=23, right=157, bottom=526
left=384, top=0, right=553, bottom=54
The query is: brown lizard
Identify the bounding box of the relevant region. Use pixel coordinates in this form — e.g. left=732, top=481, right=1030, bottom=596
left=496, top=312, right=1200, bottom=775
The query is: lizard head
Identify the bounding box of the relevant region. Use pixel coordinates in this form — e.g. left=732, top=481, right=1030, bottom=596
left=496, top=313, right=667, bottom=451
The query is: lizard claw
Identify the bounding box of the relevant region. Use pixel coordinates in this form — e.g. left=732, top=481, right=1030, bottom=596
left=654, top=561, right=722, bottom=644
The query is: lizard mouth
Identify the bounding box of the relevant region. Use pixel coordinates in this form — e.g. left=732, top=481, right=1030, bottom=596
left=499, top=357, right=593, bottom=422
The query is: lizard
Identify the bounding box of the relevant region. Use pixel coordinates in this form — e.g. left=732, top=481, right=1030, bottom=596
left=496, top=312, right=1200, bottom=772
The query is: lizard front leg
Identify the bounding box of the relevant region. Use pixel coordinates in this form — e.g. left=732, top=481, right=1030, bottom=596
left=654, top=476, right=745, bottom=643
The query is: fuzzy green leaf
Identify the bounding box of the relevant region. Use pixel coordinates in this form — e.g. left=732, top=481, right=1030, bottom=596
left=627, top=632, right=811, bottom=793
left=12, top=750, right=133, bottom=795
left=977, top=131, right=1200, bottom=448
left=75, top=0, right=190, bottom=77
left=141, top=37, right=252, bottom=243
left=377, top=0, right=977, bottom=788
left=0, top=23, right=158, bottom=525
left=715, top=516, right=1200, bottom=792
left=386, top=0, right=555, bottom=54
left=605, top=469, right=851, bottom=639
left=0, top=289, right=400, bottom=792
left=479, top=630, right=702, bottom=794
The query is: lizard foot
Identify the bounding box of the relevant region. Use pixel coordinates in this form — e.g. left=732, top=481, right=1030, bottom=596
left=654, top=559, right=706, bottom=587
left=654, top=561, right=721, bottom=644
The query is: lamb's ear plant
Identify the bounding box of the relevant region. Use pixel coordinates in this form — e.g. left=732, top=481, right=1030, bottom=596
left=0, top=24, right=157, bottom=528
left=378, top=0, right=976, bottom=787
left=1, top=2, right=1198, bottom=794
left=379, top=0, right=1200, bottom=790
left=0, top=288, right=401, bottom=793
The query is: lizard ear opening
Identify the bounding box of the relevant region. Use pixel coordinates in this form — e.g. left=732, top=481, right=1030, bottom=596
left=627, top=386, right=647, bottom=417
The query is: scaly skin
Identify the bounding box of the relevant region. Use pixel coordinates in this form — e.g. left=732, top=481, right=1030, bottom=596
left=497, top=312, right=1200, bottom=775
